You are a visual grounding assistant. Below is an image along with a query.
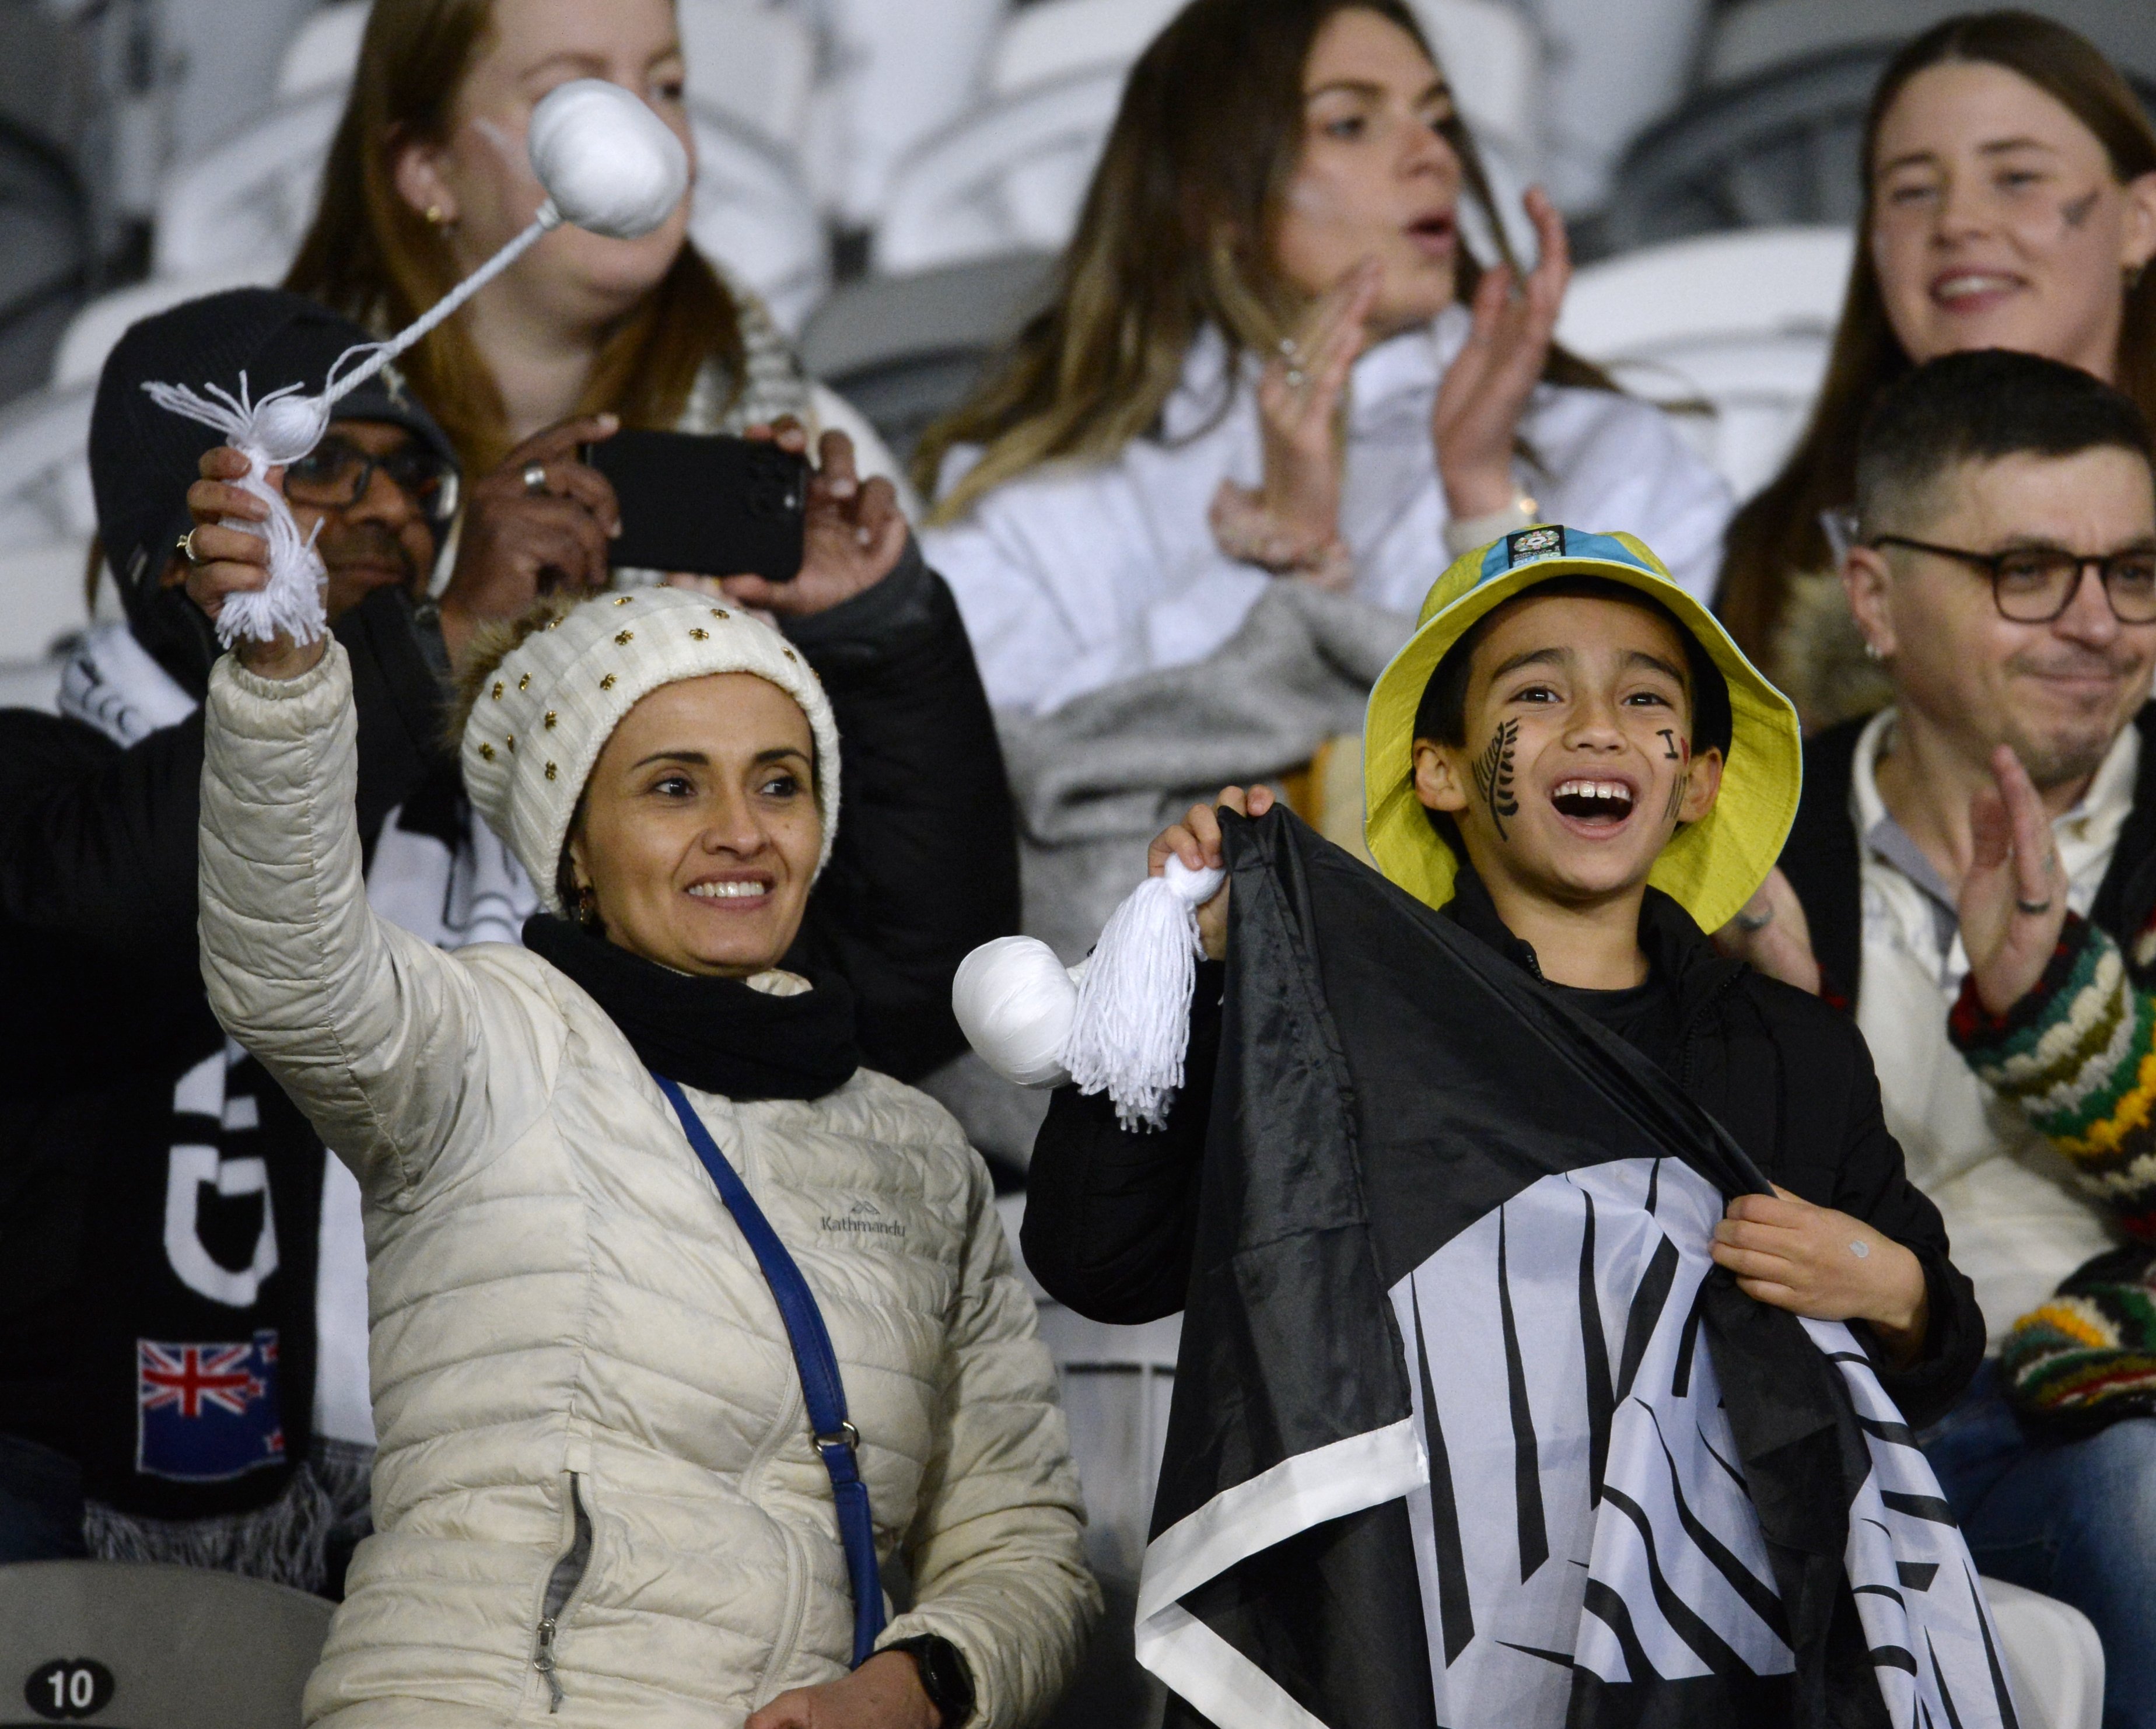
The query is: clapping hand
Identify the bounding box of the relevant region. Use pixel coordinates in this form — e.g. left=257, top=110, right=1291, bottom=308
left=1208, top=260, right=1378, bottom=586
left=1430, top=186, right=1570, bottom=519
left=1961, top=743, right=2069, bottom=1016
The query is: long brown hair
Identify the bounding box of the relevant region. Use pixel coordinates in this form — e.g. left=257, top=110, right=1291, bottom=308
left=914, top=0, right=1610, bottom=520
left=1717, top=10, right=2156, bottom=663
left=284, top=0, right=746, bottom=473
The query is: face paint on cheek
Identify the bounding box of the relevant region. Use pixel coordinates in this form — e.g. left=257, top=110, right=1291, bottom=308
left=2062, top=188, right=2100, bottom=229
left=1657, top=728, right=1680, bottom=761
left=1471, top=718, right=1520, bottom=839
left=1662, top=735, right=1691, bottom=824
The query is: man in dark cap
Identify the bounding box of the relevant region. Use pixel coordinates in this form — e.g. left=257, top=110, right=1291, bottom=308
left=0, top=288, right=620, bottom=1586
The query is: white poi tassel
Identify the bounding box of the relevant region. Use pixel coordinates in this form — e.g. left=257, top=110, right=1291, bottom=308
left=1064, top=856, right=1225, bottom=1131
left=951, top=858, right=1224, bottom=1128
left=142, top=79, right=689, bottom=648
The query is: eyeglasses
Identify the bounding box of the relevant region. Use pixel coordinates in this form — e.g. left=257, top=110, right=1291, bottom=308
left=282, top=435, right=459, bottom=524
left=1870, top=534, right=2156, bottom=625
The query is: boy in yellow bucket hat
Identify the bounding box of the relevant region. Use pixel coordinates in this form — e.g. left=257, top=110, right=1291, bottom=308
left=1027, top=524, right=1984, bottom=1443
left=1362, top=523, right=1800, bottom=945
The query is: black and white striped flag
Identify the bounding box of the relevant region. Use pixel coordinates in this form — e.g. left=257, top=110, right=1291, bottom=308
left=1138, top=810, right=2020, bottom=1729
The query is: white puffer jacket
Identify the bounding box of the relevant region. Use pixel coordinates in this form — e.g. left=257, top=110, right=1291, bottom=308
left=197, top=644, right=1097, bottom=1727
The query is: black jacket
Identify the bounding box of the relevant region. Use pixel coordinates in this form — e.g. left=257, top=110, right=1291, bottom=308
left=0, top=549, right=1016, bottom=1516
left=0, top=585, right=442, bottom=1516
left=1023, top=865, right=1985, bottom=1429
left=1780, top=705, right=2156, bottom=1005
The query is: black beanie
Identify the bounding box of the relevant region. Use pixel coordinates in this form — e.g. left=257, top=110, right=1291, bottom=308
left=90, top=287, right=460, bottom=696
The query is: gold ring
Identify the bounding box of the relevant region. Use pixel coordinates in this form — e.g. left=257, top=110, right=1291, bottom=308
left=177, top=527, right=206, bottom=566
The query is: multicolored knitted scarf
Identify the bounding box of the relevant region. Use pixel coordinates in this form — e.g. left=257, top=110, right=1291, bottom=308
left=1951, top=911, right=2156, bottom=1430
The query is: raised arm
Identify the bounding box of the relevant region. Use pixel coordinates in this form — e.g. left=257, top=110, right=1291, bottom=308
left=198, top=640, right=519, bottom=1202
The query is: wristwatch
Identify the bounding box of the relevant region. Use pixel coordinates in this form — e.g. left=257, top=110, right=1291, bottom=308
left=879, top=1634, right=976, bottom=1727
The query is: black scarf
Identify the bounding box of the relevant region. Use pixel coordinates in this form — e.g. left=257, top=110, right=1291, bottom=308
left=523, top=916, right=860, bottom=1101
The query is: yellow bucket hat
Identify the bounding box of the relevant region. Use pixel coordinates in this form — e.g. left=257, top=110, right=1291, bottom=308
left=1362, top=525, right=1801, bottom=935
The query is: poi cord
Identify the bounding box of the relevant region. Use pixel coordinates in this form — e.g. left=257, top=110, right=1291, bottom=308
left=141, top=78, right=687, bottom=648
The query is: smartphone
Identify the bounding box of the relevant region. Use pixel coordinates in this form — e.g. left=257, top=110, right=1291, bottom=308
left=582, top=429, right=808, bottom=582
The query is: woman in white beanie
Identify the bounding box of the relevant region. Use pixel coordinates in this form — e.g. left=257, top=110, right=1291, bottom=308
left=190, top=586, right=1097, bottom=1728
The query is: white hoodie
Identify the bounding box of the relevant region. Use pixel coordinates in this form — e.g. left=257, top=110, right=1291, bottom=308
left=925, top=306, right=1732, bottom=716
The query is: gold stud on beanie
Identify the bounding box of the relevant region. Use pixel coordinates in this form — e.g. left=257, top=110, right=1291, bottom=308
left=460, top=588, right=842, bottom=915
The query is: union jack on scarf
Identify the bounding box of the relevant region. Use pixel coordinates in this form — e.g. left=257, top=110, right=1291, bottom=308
left=136, top=1331, right=285, bottom=1483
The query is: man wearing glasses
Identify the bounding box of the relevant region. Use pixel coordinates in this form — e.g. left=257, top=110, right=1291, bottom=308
left=0, top=289, right=624, bottom=1585
left=1720, top=348, right=2156, bottom=1698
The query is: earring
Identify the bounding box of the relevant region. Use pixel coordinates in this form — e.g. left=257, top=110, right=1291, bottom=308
left=573, top=883, right=600, bottom=928
left=1863, top=640, right=1884, bottom=662
left=423, top=204, right=447, bottom=228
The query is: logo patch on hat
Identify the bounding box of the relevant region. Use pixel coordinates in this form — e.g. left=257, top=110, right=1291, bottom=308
left=1505, top=525, right=1566, bottom=565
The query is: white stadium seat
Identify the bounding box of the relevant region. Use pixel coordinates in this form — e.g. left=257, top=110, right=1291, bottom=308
left=51, top=268, right=283, bottom=393
left=0, top=380, right=95, bottom=694
left=1408, top=0, right=1543, bottom=186
left=0, top=381, right=94, bottom=552
left=150, top=91, right=343, bottom=285
left=1555, top=225, right=1855, bottom=499
left=781, top=0, right=1006, bottom=226
left=274, top=0, right=368, bottom=103
left=872, top=69, right=1125, bottom=275
left=1982, top=1577, right=2104, bottom=1729
left=150, top=95, right=828, bottom=333
left=880, top=0, right=1541, bottom=276
left=985, top=0, right=1182, bottom=95
left=985, top=0, right=1541, bottom=174
left=676, top=0, right=821, bottom=159
left=276, top=0, right=820, bottom=158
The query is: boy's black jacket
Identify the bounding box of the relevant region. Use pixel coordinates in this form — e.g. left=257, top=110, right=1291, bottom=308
left=1026, top=810, right=1993, bottom=1728
left=1028, top=829, right=1984, bottom=1430
left=0, top=554, right=1016, bottom=1520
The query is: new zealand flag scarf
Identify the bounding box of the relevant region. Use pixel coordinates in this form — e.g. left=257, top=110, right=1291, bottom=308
left=1139, top=810, right=2020, bottom=1728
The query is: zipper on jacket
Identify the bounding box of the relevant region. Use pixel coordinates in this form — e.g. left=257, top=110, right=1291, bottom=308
left=533, top=1475, right=592, bottom=1714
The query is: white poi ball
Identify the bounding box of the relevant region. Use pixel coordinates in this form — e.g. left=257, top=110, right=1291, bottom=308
left=953, top=937, right=1082, bottom=1089
left=528, top=78, right=690, bottom=241
left=253, top=391, right=332, bottom=463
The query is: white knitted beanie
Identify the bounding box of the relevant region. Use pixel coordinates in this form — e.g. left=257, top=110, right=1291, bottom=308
left=461, top=587, right=841, bottom=915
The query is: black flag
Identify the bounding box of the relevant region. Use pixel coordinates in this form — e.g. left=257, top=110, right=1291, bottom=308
left=1138, top=810, right=2020, bottom=1729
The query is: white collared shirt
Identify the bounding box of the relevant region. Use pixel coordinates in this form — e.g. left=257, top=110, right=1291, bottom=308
left=1851, top=708, right=2132, bottom=1348
left=924, top=307, right=1732, bottom=715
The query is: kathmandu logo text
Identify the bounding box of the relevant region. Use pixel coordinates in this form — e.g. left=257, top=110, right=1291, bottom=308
left=822, top=1198, right=904, bottom=1240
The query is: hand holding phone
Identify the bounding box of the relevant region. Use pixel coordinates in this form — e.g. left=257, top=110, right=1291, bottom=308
left=718, top=422, right=910, bottom=618
left=583, top=430, right=807, bottom=582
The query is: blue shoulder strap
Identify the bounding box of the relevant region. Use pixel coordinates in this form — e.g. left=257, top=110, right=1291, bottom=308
left=651, top=1071, right=887, bottom=1667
